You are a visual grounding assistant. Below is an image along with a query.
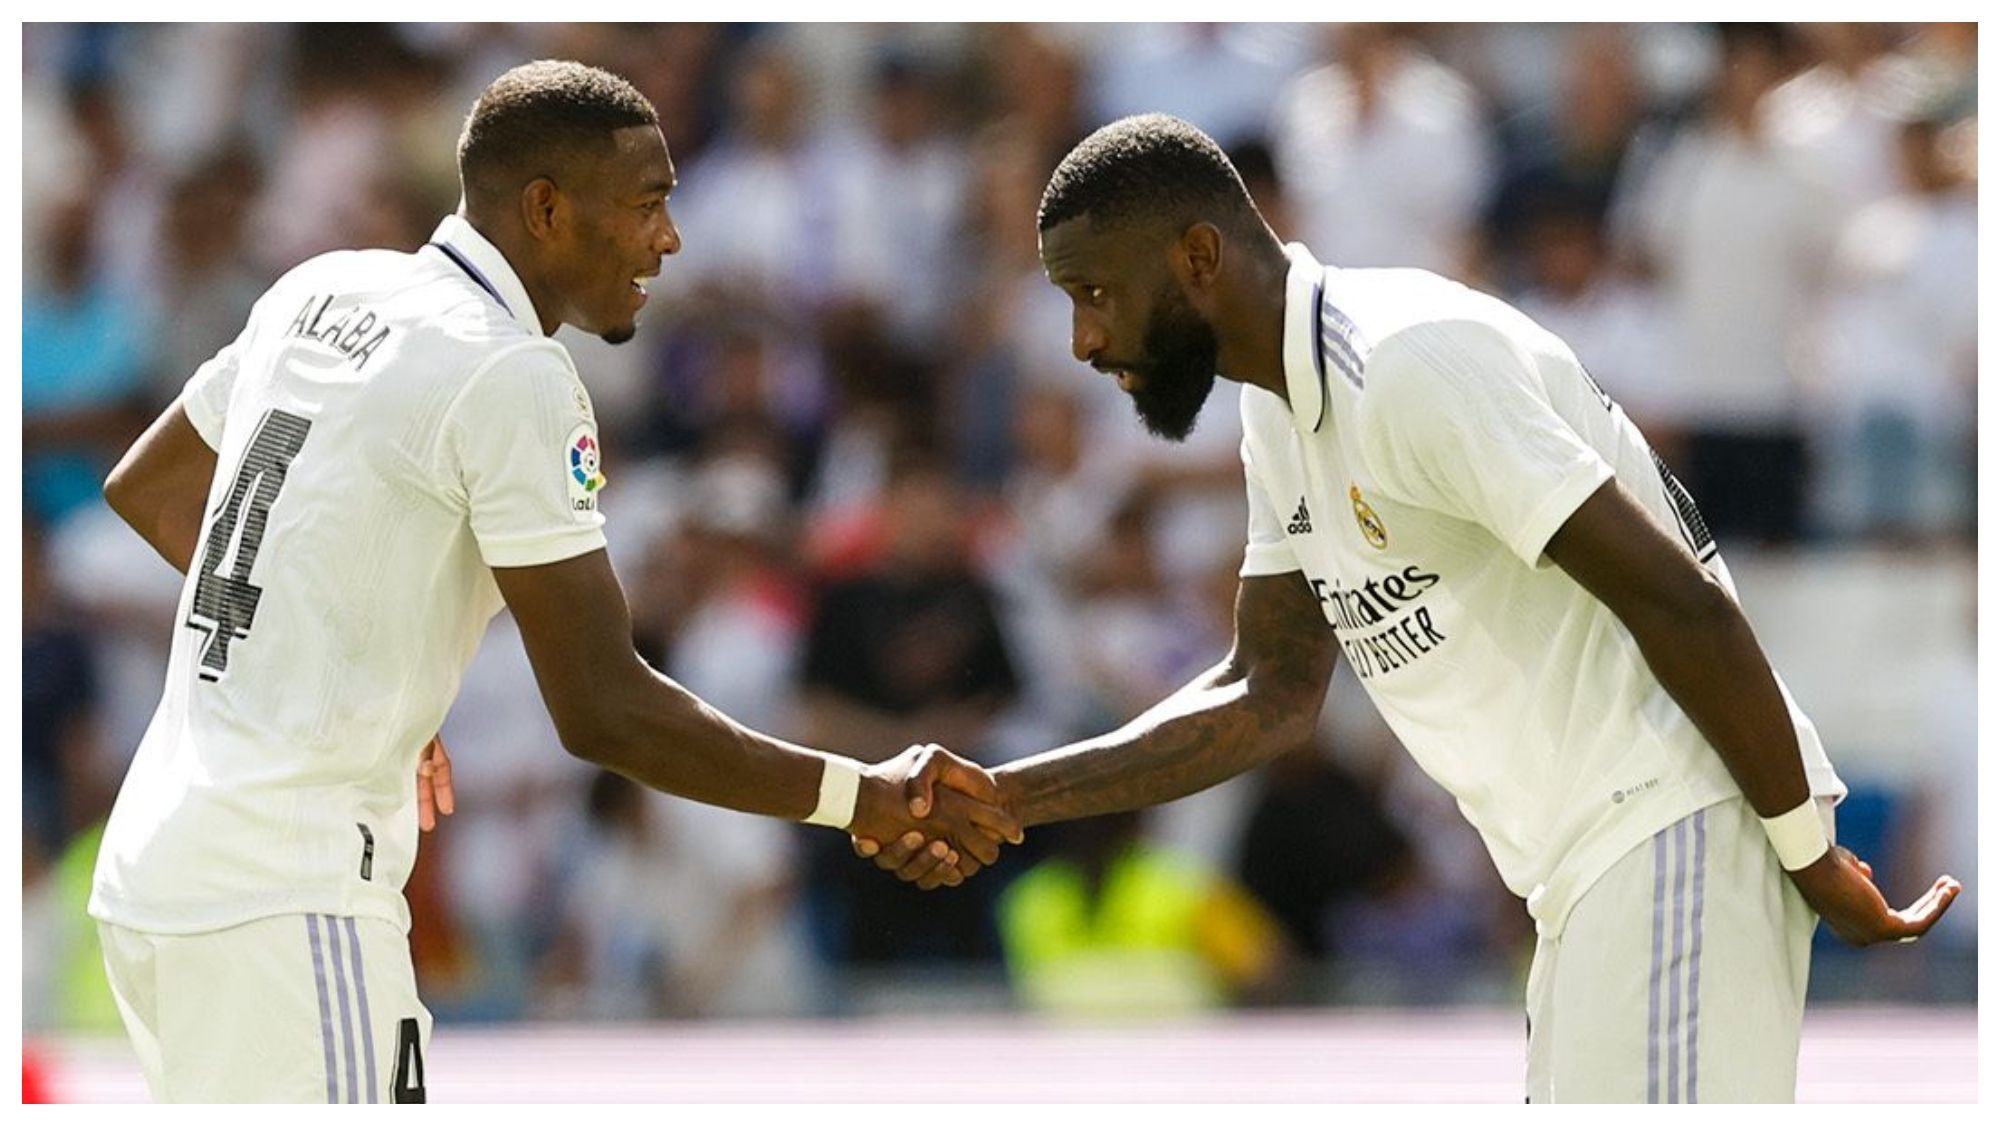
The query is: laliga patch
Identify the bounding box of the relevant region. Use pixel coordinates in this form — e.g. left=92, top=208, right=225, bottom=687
left=566, top=423, right=606, bottom=515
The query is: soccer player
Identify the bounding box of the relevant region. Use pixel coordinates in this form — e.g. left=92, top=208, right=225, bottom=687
left=86, top=60, right=1016, bottom=1103
left=860, top=115, right=1959, bottom=1101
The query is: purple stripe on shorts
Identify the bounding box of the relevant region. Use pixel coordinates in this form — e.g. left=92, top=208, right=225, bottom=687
left=325, top=914, right=360, bottom=1102
left=344, top=917, right=380, bottom=1103
left=1668, top=817, right=1689, bottom=1102
left=1688, top=810, right=1708, bottom=1103
left=1648, top=828, right=1668, bottom=1103
left=306, top=916, right=339, bottom=1103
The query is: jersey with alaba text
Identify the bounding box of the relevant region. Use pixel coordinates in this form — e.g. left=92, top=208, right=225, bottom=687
left=91, top=215, right=608, bottom=935
left=1237, top=243, right=1843, bottom=937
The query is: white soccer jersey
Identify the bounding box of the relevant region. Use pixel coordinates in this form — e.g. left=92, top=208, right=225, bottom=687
left=1239, top=244, right=1844, bottom=937
left=91, top=214, right=609, bottom=935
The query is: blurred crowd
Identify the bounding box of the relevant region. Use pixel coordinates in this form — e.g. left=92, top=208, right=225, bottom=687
left=21, top=23, right=1978, bottom=1030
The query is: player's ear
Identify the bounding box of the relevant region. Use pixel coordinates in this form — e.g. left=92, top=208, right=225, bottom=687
left=520, top=177, right=564, bottom=243
left=1176, top=222, right=1223, bottom=292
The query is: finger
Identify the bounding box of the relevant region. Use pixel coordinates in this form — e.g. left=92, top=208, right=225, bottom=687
left=416, top=748, right=437, bottom=833
left=429, top=737, right=455, bottom=816
left=852, top=836, right=880, bottom=859
left=874, top=831, right=927, bottom=873
left=956, top=826, right=1002, bottom=867
left=895, top=838, right=954, bottom=883
left=960, top=798, right=1023, bottom=847
left=919, top=854, right=967, bottom=891
left=1890, top=877, right=1962, bottom=938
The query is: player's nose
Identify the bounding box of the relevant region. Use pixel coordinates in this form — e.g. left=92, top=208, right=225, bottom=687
left=655, top=209, right=682, bottom=257
left=1070, top=311, right=1106, bottom=366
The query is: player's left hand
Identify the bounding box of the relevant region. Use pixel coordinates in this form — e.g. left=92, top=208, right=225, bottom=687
left=1786, top=844, right=1960, bottom=946
left=417, top=735, right=455, bottom=831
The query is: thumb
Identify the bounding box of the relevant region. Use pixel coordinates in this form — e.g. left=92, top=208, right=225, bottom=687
left=907, top=743, right=946, bottom=818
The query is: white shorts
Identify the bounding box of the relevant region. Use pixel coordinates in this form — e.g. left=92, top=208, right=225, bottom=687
left=99, top=914, right=432, bottom=1103
left=1526, top=796, right=1825, bottom=1103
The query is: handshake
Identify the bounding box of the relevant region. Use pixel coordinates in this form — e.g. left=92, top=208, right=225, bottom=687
left=845, top=743, right=1024, bottom=891
left=414, top=737, right=1025, bottom=891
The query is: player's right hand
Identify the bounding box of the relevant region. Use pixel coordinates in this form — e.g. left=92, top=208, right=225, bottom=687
left=417, top=735, right=455, bottom=832
left=1786, top=844, right=1960, bottom=945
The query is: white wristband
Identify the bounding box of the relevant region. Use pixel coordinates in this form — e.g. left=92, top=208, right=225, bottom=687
left=1759, top=798, right=1830, bottom=871
left=804, top=757, right=863, bottom=829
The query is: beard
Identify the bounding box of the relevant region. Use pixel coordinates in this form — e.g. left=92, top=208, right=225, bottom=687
left=1122, top=282, right=1220, bottom=442
left=598, top=321, right=637, bottom=345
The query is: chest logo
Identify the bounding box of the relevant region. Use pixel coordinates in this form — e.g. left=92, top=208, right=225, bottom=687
left=1287, top=497, right=1313, bottom=535
left=1350, top=484, right=1387, bottom=550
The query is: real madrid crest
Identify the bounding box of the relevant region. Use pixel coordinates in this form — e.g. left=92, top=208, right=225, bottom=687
left=1350, top=484, right=1387, bottom=550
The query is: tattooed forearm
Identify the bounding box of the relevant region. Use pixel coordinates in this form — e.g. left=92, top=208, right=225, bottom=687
left=996, top=572, right=1339, bottom=828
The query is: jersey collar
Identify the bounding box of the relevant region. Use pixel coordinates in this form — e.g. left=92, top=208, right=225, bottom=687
left=1280, top=241, right=1330, bottom=436
left=427, top=213, right=546, bottom=336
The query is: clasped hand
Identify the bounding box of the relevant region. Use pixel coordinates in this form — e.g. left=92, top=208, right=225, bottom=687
left=849, top=743, right=1022, bottom=891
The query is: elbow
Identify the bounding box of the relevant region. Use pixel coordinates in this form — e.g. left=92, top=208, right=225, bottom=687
left=102, top=461, right=139, bottom=524
left=550, top=702, right=627, bottom=770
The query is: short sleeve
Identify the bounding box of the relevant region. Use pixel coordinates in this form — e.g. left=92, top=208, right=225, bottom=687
left=1358, top=322, right=1612, bottom=568
left=179, top=320, right=254, bottom=449
left=442, top=344, right=609, bottom=569
left=1239, top=436, right=1300, bottom=578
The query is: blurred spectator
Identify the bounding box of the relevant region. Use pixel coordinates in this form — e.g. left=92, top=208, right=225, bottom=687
left=1483, top=25, right=1648, bottom=289
left=1765, top=24, right=1927, bottom=212
left=1614, top=23, right=1842, bottom=543
left=798, top=452, right=1020, bottom=965
left=944, top=121, right=1077, bottom=490
left=1807, top=107, right=1977, bottom=541
left=538, top=771, right=818, bottom=1020
left=969, top=25, right=1089, bottom=173
left=1510, top=190, right=1675, bottom=432
left=659, top=39, right=837, bottom=447
left=1069, top=499, right=1227, bottom=725
left=64, top=73, right=169, bottom=299
left=21, top=524, right=103, bottom=863
left=998, top=810, right=1292, bottom=1018
left=431, top=614, right=593, bottom=1021
left=1086, top=23, right=1314, bottom=150
left=800, top=451, right=1020, bottom=759
left=814, top=49, right=972, bottom=345
left=637, top=452, right=809, bottom=737
left=22, top=196, right=153, bottom=527
left=21, top=531, right=119, bottom=1035
left=1235, top=741, right=1414, bottom=962
left=150, top=148, right=269, bottom=406
left=1270, top=23, right=1496, bottom=276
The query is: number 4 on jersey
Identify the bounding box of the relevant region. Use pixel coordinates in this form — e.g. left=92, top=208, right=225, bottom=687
left=187, top=409, right=313, bottom=681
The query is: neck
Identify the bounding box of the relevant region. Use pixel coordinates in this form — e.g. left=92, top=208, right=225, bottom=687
left=460, top=204, right=561, bottom=335
left=1212, top=230, right=1294, bottom=405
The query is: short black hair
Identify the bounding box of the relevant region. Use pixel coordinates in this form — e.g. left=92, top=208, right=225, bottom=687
left=1037, top=114, right=1261, bottom=238
left=457, top=60, right=658, bottom=200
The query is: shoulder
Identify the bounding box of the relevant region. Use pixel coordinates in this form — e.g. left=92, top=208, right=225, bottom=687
left=1357, top=313, right=1536, bottom=421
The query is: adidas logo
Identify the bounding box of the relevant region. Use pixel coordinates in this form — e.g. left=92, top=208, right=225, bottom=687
left=1286, top=498, right=1313, bottom=535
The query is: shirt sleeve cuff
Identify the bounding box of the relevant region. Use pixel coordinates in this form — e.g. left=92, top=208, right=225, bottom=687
left=1512, top=460, right=1614, bottom=569
left=1239, top=540, right=1300, bottom=578
left=477, top=525, right=608, bottom=570
left=180, top=391, right=225, bottom=450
